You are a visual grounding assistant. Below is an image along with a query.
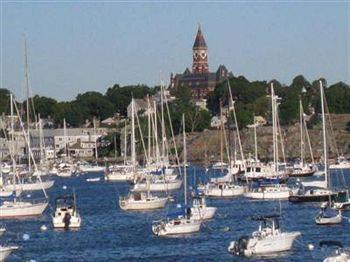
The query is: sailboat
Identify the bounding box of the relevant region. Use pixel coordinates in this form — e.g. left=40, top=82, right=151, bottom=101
left=106, top=101, right=137, bottom=182
left=0, top=246, right=19, bottom=261
left=244, top=83, right=297, bottom=200
left=152, top=115, right=201, bottom=236
left=0, top=91, right=48, bottom=218
left=289, top=81, right=338, bottom=203
left=290, top=100, right=316, bottom=177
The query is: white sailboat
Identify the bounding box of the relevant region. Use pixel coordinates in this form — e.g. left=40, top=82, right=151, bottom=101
left=290, top=81, right=337, bottom=203
left=119, top=191, right=167, bottom=211
left=244, top=84, right=297, bottom=199
left=290, top=101, right=316, bottom=177
left=152, top=115, right=201, bottom=236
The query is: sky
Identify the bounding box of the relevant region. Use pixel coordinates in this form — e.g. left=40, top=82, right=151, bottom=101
left=1, top=1, right=349, bottom=101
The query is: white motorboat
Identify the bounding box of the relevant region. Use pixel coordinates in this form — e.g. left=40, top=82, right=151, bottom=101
left=52, top=195, right=81, bottom=229
left=119, top=192, right=167, bottom=211
left=212, top=161, right=228, bottom=169
left=132, top=178, right=182, bottom=192
left=320, top=241, right=350, bottom=262
left=0, top=246, right=18, bottom=261
left=315, top=203, right=342, bottom=225
left=290, top=164, right=316, bottom=177
left=244, top=184, right=299, bottom=200
left=190, top=195, right=216, bottom=220
left=152, top=212, right=201, bottom=236
left=3, top=179, right=54, bottom=192
left=228, top=215, right=300, bottom=257
left=329, top=156, right=350, bottom=170
left=0, top=200, right=48, bottom=218
left=199, top=182, right=245, bottom=197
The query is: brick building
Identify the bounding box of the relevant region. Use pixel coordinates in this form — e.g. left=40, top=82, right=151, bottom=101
left=169, top=25, right=232, bottom=99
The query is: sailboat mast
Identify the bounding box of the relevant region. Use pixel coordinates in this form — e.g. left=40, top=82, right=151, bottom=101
left=147, top=95, right=151, bottom=163
left=63, top=118, right=67, bottom=159
left=254, top=115, right=258, bottom=161
left=300, top=100, right=304, bottom=166
left=94, top=118, right=98, bottom=161
left=160, top=84, right=166, bottom=165
left=320, top=80, right=328, bottom=187
left=271, top=84, right=277, bottom=173
left=182, top=114, right=187, bottom=206
left=24, top=39, right=31, bottom=172
left=131, top=98, right=136, bottom=174
left=124, top=120, right=127, bottom=165
left=220, top=101, right=224, bottom=170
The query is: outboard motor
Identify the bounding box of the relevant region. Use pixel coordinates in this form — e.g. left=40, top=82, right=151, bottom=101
left=236, top=235, right=249, bottom=255
left=63, top=212, right=71, bottom=230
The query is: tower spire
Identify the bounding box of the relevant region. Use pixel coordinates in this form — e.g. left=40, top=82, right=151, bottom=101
left=192, top=24, right=208, bottom=73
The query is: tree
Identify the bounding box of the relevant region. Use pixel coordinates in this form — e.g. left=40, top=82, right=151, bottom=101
left=0, top=89, right=11, bottom=114
left=32, top=95, right=57, bottom=118
left=76, top=91, right=114, bottom=120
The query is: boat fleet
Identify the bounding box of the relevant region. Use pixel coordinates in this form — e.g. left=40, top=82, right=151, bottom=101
left=0, top=75, right=350, bottom=260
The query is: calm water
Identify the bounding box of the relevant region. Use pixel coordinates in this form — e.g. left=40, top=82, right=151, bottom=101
left=3, top=167, right=350, bottom=261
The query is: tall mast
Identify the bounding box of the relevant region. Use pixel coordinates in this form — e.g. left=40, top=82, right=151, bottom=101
left=320, top=80, right=328, bottom=188
left=299, top=100, right=304, bottom=166
left=220, top=101, right=224, bottom=170
left=131, top=98, right=136, bottom=174
left=10, top=94, right=15, bottom=169
left=160, top=84, right=166, bottom=165
left=147, top=95, right=151, bottom=163
left=63, top=118, right=67, bottom=159
left=182, top=114, right=187, bottom=206
left=254, top=115, right=258, bottom=161
left=24, top=38, right=31, bottom=172
left=271, top=83, right=277, bottom=173
left=153, top=101, right=160, bottom=164
left=93, top=117, right=98, bottom=160
left=124, top=120, right=127, bottom=165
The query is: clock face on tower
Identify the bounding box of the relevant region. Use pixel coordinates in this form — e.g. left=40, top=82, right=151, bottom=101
left=193, top=51, right=199, bottom=59
left=200, top=51, right=207, bottom=59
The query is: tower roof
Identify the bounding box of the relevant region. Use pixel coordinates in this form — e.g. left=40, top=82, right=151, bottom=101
left=193, top=25, right=207, bottom=49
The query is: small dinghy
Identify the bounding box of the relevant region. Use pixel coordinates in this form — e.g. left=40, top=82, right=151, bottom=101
left=52, top=195, right=81, bottom=229
left=228, top=215, right=300, bottom=257
left=315, top=203, right=342, bottom=225
left=86, top=177, right=101, bottom=182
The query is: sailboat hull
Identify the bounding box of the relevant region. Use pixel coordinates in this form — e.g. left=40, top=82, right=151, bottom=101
left=0, top=201, right=48, bottom=218
left=289, top=193, right=337, bottom=203
left=4, top=180, right=54, bottom=192
left=0, top=246, right=18, bottom=261
left=119, top=197, right=167, bottom=211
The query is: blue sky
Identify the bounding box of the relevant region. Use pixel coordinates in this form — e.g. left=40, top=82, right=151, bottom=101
left=1, top=1, right=349, bottom=101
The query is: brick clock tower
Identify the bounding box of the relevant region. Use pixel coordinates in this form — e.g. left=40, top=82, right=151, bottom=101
left=192, top=25, right=209, bottom=74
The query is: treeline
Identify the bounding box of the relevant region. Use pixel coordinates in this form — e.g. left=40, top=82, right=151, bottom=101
left=208, top=75, right=350, bottom=128
left=0, top=75, right=349, bottom=130
left=0, top=84, right=156, bottom=127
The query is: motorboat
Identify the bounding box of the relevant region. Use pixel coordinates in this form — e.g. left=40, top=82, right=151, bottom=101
left=244, top=183, right=298, bottom=200
left=228, top=215, right=300, bottom=257
left=119, top=191, right=167, bottom=211
left=190, top=194, right=216, bottom=220
left=152, top=209, right=201, bottom=236
left=331, top=191, right=350, bottom=211
left=315, top=203, right=342, bottom=225
left=0, top=199, right=48, bottom=218
left=320, top=241, right=350, bottom=262
left=211, top=161, right=228, bottom=170
left=198, top=182, right=245, bottom=197
left=0, top=246, right=18, bottom=261
left=329, top=156, right=350, bottom=170
left=52, top=195, right=81, bottom=229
